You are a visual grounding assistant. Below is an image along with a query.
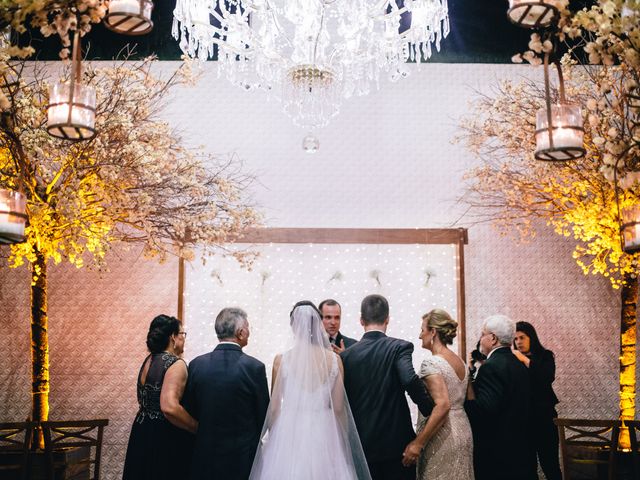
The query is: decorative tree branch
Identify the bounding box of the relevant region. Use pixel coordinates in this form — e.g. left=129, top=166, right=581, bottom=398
left=458, top=0, right=639, bottom=447
left=0, top=55, right=261, bottom=429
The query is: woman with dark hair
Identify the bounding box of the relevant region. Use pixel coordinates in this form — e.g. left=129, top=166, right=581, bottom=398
left=512, top=321, right=561, bottom=480
left=123, top=314, right=197, bottom=480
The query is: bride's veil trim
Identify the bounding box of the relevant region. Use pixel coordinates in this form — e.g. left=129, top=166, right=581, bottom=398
left=248, top=302, right=371, bottom=479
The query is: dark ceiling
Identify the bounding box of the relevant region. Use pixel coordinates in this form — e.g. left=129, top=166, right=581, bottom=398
left=20, top=0, right=593, bottom=63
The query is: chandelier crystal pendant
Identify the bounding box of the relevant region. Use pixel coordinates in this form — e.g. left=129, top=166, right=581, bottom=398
left=46, top=33, right=96, bottom=141
left=172, top=0, right=449, bottom=130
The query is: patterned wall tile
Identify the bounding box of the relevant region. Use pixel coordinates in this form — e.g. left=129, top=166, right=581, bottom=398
left=0, top=249, right=177, bottom=479
left=0, top=62, right=633, bottom=479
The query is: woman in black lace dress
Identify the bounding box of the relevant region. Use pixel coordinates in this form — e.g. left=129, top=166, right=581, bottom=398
left=123, top=314, right=197, bottom=479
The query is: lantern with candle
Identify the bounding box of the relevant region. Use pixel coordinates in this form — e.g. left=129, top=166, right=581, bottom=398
left=628, top=86, right=640, bottom=146
left=104, top=0, right=154, bottom=35
left=0, top=64, right=19, bottom=94
left=507, top=0, right=562, bottom=29
left=0, top=189, right=27, bottom=244
left=46, top=33, right=96, bottom=141
left=621, top=204, right=640, bottom=254
left=534, top=52, right=585, bottom=161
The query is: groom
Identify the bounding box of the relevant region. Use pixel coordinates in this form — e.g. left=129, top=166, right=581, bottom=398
left=341, top=294, right=433, bottom=480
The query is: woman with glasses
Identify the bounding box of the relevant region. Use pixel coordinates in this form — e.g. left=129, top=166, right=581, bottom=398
left=123, top=314, right=197, bottom=480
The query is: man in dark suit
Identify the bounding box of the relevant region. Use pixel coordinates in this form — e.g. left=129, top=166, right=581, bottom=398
left=319, top=298, right=357, bottom=353
left=465, top=314, right=535, bottom=480
left=184, top=307, right=270, bottom=480
left=340, top=294, right=433, bottom=480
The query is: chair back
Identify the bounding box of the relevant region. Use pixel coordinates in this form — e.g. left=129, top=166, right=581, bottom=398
left=554, top=418, right=621, bottom=480
left=42, top=419, right=108, bottom=480
left=626, top=420, right=640, bottom=480
left=0, top=421, right=37, bottom=480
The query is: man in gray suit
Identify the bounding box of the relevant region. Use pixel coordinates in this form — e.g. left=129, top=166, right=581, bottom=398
left=184, top=307, right=269, bottom=480
left=341, top=294, right=433, bottom=480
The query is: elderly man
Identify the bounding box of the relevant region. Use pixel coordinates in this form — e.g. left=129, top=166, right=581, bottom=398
left=465, top=314, right=535, bottom=480
left=319, top=298, right=357, bottom=354
left=184, top=307, right=269, bottom=480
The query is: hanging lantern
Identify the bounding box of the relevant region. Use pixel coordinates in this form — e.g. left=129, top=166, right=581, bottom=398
left=629, top=86, right=640, bottom=109
left=534, top=53, right=585, bottom=161
left=535, top=103, right=584, bottom=160
left=104, top=0, right=154, bottom=35
left=628, top=86, right=640, bottom=146
left=507, top=0, right=561, bottom=29
left=0, top=189, right=27, bottom=245
left=47, top=33, right=96, bottom=141
left=621, top=205, right=640, bottom=254
left=0, top=64, right=18, bottom=94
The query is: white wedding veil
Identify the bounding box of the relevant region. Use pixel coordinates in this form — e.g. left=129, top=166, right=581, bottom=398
left=249, top=301, right=371, bottom=480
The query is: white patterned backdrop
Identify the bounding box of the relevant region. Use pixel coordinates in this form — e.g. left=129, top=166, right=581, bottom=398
left=184, top=243, right=459, bottom=377
left=0, top=62, right=632, bottom=479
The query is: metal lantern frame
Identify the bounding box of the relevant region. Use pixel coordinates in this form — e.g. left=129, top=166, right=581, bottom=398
left=0, top=63, right=19, bottom=95
left=507, top=0, right=560, bottom=29
left=0, top=188, right=27, bottom=245
left=620, top=204, right=640, bottom=254
left=628, top=85, right=640, bottom=147
left=46, top=33, right=96, bottom=141
left=103, top=0, right=154, bottom=36
left=534, top=52, right=586, bottom=162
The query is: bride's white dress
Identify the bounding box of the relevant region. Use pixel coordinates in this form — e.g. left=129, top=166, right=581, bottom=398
left=248, top=303, right=370, bottom=480
left=250, top=353, right=360, bottom=479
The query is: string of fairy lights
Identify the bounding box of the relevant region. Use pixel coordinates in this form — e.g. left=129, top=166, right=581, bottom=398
left=183, top=243, right=459, bottom=378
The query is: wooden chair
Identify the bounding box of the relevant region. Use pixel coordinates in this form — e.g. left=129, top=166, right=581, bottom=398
left=627, top=420, right=640, bottom=480
left=41, top=419, right=108, bottom=480
left=0, top=421, right=37, bottom=480
left=554, top=418, right=621, bottom=480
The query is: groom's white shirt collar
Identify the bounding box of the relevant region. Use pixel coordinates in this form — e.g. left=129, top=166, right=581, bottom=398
left=363, top=327, right=386, bottom=334
left=218, top=341, right=241, bottom=347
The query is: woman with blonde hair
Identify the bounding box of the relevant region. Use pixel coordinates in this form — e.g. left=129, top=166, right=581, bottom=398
left=403, top=309, right=474, bottom=479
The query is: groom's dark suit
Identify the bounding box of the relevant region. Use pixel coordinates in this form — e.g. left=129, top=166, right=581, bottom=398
left=184, top=343, right=269, bottom=480
left=465, top=346, right=534, bottom=480
left=340, top=330, right=433, bottom=480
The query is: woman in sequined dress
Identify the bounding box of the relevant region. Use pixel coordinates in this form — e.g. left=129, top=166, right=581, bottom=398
left=123, top=314, right=197, bottom=480
left=403, top=309, right=474, bottom=480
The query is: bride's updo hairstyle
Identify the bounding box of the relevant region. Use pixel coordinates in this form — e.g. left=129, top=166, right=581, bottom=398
left=289, top=300, right=326, bottom=346
left=423, top=309, right=458, bottom=345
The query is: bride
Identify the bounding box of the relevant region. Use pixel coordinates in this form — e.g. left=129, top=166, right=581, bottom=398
left=249, top=301, right=371, bottom=480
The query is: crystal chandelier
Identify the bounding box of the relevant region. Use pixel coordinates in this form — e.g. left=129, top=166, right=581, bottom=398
left=172, top=0, right=449, bottom=130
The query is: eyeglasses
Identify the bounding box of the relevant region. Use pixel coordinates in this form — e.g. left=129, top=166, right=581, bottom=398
left=178, top=331, right=187, bottom=337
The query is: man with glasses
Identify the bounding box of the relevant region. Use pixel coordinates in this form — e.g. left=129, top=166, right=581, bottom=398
left=465, top=314, right=535, bottom=480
